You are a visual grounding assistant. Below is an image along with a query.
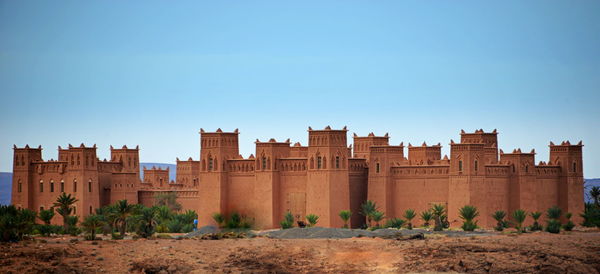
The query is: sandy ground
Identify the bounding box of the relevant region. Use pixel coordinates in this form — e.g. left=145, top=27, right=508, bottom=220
left=1, top=231, right=599, bottom=273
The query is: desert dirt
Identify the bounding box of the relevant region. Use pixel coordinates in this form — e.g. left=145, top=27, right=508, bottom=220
left=1, top=231, right=600, bottom=273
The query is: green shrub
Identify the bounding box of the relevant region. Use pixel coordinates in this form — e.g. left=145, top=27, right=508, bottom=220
left=280, top=211, right=294, bottom=229
left=563, top=212, right=575, bottom=231
left=371, top=211, right=385, bottom=228
left=420, top=210, right=433, bottom=227
left=65, top=215, right=80, bottom=236
left=0, top=205, right=37, bottom=241
left=385, top=218, right=405, bottom=229
left=530, top=211, right=543, bottom=231
left=212, top=213, right=225, bottom=228
left=226, top=212, right=242, bottom=229
left=403, top=209, right=416, bottom=230
left=581, top=203, right=600, bottom=227
left=360, top=200, right=378, bottom=228
left=546, top=206, right=562, bottom=233
left=339, top=210, right=352, bottom=228
left=459, top=205, right=479, bottom=232
left=512, top=209, right=527, bottom=233
left=167, top=219, right=184, bottom=233
left=492, top=211, right=507, bottom=231
left=306, top=214, right=319, bottom=227
left=82, top=214, right=105, bottom=240
left=38, top=208, right=55, bottom=225
left=135, top=207, right=157, bottom=238
left=431, top=204, right=446, bottom=231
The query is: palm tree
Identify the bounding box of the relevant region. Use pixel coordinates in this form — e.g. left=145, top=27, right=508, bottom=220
left=459, top=205, right=479, bottom=231
left=403, top=209, right=416, bottom=230
left=590, top=186, right=600, bottom=207
left=53, top=193, right=78, bottom=231
left=212, top=212, right=225, bottom=228
left=339, top=210, right=352, bottom=228
left=371, top=211, right=385, bottom=228
left=113, top=200, right=135, bottom=237
left=38, top=208, right=55, bottom=225
left=420, top=210, right=433, bottom=227
left=306, top=214, right=319, bottom=227
left=135, top=207, right=158, bottom=238
left=546, top=206, right=562, bottom=233
left=492, top=211, right=506, bottom=231
left=563, top=212, right=575, bottom=231
left=512, top=209, right=527, bottom=232
left=360, top=200, right=378, bottom=227
left=82, top=214, right=104, bottom=240
left=530, top=211, right=543, bottom=231
left=431, top=204, right=446, bottom=231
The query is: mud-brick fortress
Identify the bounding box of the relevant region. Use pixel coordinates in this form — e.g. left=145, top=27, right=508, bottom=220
left=11, top=127, right=584, bottom=228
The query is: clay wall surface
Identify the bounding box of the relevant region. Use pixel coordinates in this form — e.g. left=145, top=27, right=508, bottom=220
left=348, top=158, right=368, bottom=228
left=391, top=166, right=449, bottom=226
left=279, top=164, right=308, bottom=224
left=226, top=173, right=255, bottom=217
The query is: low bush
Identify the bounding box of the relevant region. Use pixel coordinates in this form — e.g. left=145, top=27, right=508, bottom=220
left=530, top=212, right=543, bottom=231
left=385, top=218, right=405, bottom=229
left=546, top=206, right=562, bottom=234
left=492, top=211, right=507, bottom=231
left=306, top=214, right=319, bottom=227
left=280, top=211, right=294, bottom=229
left=459, top=205, right=479, bottom=232
left=562, top=212, right=575, bottom=231
left=403, top=209, right=416, bottom=230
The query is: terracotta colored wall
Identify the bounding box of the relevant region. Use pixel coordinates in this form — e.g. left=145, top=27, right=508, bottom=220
left=392, top=174, right=449, bottom=226
left=279, top=171, right=307, bottom=225
left=226, top=174, right=255, bottom=216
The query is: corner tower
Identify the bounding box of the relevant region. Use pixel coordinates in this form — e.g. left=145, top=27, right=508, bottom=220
left=550, top=141, right=584, bottom=223
left=460, top=129, right=499, bottom=164
left=352, top=132, right=389, bottom=160
left=110, top=145, right=140, bottom=178
left=11, top=145, right=42, bottom=209
left=198, top=128, right=239, bottom=225
left=306, top=126, right=350, bottom=228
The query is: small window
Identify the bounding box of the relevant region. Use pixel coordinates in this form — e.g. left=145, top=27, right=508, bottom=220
left=40, top=206, right=44, bottom=212
left=317, top=156, right=322, bottom=169
left=573, top=162, right=577, bottom=172
left=458, top=160, right=463, bottom=172
left=512, top=165, right=516, bottom=172
left=262, top=157, right=267, bottom=170
left=50, top=181, right=54, bottom=192
left=335, top=156, right=340, bottom=169
left=60, top=181, right=64, bottom=192
left=18, top=180, right=22, bottom=193
left=208, top=157, right=213, bottom=171
left=73, top=206, right=76, bottom=215
left=88, top=180, right=92, bottom=192
left=40, top=180, right=44, bottom=192
left=525, top=165, right=529, bottom=173
left=376, top=163, right=380, bottom=173
left=73, top=179, right=77, bottom=192
left=474, top=160, right=478, bottom=172
left=89, top=206, right=93, bottom=214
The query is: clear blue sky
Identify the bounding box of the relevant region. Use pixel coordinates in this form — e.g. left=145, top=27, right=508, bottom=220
left=1, top=1, right=599, bottom=177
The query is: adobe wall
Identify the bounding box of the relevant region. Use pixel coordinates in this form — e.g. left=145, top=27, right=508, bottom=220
left=278, top=159, right=308, bottom=225
left=391, top=166, right=449, bottom=226
left=226, top=173, right=255, bottom=216
left=348, top=159, right=368, bottom=228
left=138, top=190, right=199, bottom=212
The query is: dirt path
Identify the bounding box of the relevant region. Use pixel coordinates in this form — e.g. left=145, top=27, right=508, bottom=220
left=1, top=232, right=599, bottom=273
